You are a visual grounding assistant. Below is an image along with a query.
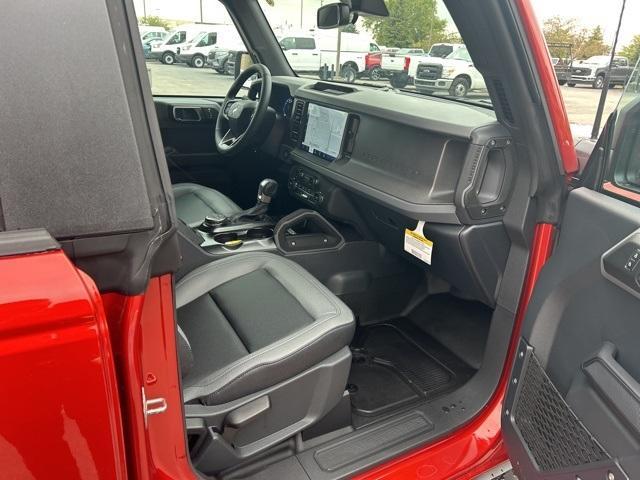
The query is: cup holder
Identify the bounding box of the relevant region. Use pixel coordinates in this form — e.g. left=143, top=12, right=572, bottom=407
left=245, top=227, right=274, bottom=240
left=213, top=232, right=239, bottom=244
left=212, top=228, right=273, bottom=245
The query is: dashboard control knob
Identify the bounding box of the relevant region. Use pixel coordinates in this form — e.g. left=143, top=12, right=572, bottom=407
left=201, top=214, right=227, bottom=231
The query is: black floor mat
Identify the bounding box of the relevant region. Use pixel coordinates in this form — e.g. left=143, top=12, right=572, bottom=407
left=348, top=319, right=476, bottom=423
left=409, top=294, right=492, bottom=370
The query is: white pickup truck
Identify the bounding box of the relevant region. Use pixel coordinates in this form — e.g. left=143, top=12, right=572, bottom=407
left=413, top=46, right=486, bottom=97
left=380, top=48, right=426, bottom=87
left=279, top=32, right=380, bottom=83
left=380, top=44, right=465, bottom=88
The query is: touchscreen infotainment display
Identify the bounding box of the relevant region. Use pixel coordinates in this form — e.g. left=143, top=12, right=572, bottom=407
left=302, top=104, right=349, bottom=161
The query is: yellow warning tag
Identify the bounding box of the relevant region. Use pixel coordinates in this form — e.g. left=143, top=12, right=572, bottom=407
left=404, top=221, right=433, bottom=265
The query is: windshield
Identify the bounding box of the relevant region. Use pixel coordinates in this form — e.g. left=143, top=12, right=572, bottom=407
left=447, top=48, right=471, bottom=62
left=258, top=0, right=493, bottom=107
left=429, top=44, right=453, bottom=58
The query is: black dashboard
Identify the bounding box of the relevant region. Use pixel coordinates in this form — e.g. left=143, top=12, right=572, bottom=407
left=270, top=76, right=515, bottom=227
left=266, top=77, right=516, bottom=307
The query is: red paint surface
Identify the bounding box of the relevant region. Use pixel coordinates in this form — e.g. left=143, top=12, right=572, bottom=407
left=365, top=52, right=382, bottom=70
left=355, top=223, right=556, bottom=480
left=514, top=0, right=579, bottom=175
left=0, top=250, right=126, bottom=480
left=103, top=276, right=196, bottom=480
left=603, top=181, right=640, bottom=203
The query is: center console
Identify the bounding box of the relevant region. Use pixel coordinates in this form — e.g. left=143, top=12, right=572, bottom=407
left=196, top=221, right=277, bottom=254
left=175, top=172, right=347, bottom=281
left=288, top=166, right=325, bottom=207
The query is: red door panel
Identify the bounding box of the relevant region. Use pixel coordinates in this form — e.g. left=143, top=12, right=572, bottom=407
left=102, top=275, right=196, bottom=480
left=0, top=250, right=126, bottom=480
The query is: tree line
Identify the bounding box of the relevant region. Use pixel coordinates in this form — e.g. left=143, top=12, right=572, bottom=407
left=361, top=0, right=639, bottom=66
left=544, top=16, right=639, bottom=65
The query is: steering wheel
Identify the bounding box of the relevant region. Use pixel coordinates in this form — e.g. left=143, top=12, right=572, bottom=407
left=215, top=63, right=272, bottom=155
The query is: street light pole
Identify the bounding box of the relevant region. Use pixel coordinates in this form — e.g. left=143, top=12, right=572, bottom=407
left=591, top=0, right=626, bottom=139
left=200, top=0, right=204, bottom=23
left=300, top=0, right=304, bottom=28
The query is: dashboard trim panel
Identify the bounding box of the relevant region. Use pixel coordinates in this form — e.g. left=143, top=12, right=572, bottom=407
left=290, top=149, right=461, bottom=224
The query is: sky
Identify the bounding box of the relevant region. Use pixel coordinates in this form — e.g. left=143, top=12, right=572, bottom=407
left=133, top=0, right=639, bottom=49
left=532, top=0, right=637, bottom=47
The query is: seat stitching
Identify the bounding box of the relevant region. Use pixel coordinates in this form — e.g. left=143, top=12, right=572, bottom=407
left=261, top=267, right=317, bottom=324
left=191, top=191, right=219, bottom=214
left=206, top=292, right=250, bottom=353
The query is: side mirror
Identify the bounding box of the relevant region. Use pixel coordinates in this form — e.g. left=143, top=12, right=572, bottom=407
left=317, top=3, right=352, bottom=29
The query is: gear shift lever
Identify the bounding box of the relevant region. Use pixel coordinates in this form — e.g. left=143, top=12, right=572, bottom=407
left=257, top=178, right=278, bottom=206
left=201, top=179, right=279, bottom=230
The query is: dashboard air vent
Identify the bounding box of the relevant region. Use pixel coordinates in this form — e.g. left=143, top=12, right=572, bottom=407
left=289, top=99, right=306, bottom=144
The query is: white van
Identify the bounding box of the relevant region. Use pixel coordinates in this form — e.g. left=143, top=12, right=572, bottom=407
left=176, top=27, right=242, bottom=68
left=149, top=24, right=213, bottom=65
left=278, top=31, right=379, bottom=82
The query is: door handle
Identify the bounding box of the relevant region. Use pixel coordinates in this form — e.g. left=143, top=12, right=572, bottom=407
left=291, top=53, right=298, bottom=56
left=583, top=342, right=640, bottom=436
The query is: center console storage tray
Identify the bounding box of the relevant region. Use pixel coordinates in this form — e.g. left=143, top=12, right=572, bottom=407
left=274, top=210, right=344, bottom=253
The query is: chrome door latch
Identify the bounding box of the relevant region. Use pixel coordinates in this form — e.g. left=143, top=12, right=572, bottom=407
left=142, top=387, right=167, bottom=426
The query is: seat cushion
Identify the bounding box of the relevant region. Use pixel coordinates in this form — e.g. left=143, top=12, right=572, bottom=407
left=176, top=252, right=355, bottom=405
left=173, top=182, right=242, bottom=227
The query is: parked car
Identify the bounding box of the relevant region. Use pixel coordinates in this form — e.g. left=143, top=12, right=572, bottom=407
left=208, top=49, right=234, bottom=74
left=142, top=37, right=165, bottom=59
left=139, top=25, right=167, bottom=42
left=380, top=48, right=430, bottom=87
left=176, top=27, right=243, bottom=68
left=414, top=45, right=486, bottom=97
left=149, top=24, right=213, bottom=64
left=569, top=55, right=633, bottom=88
left=5, top=1, right=640, bottom=480
left=279, top=32, right=379, bottom=83
left=363, top=51, right=383, bottom=80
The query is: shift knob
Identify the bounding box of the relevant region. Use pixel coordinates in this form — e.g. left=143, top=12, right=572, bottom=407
left=257, top=178, right=278, bottom=204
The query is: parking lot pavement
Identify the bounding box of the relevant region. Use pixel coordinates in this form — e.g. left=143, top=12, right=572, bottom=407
left=146, top=62, right=235, bottom=96
left=146, top=61, right=624, bottom=138
left=559, top=84, right=622, bottom=134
